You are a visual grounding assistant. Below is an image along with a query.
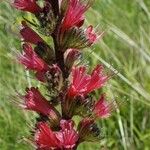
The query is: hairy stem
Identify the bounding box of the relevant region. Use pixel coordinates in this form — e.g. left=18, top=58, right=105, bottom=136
left=49, top=0, right=59, bottom=17
left=52, top=34, right=67, bottom=79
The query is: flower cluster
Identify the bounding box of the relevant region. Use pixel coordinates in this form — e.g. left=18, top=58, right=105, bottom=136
left=12, top=0, right=115, bottom=149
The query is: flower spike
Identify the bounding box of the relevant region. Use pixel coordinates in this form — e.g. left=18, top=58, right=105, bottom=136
left=10, top=0, right=116, bottom=149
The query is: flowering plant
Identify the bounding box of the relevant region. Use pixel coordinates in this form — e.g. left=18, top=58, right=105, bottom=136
left=12, top=0, right=115, bottom=149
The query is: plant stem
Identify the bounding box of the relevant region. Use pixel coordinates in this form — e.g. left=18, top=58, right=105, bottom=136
left=50, top=0, right=59, bottom=17
left=52, top=34, right=67, bottom=78
left=50, top=0, right=68, bottom=79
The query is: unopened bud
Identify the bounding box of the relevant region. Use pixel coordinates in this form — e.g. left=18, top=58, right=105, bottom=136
left=78, top=118, right=101, bottom=142
left=60, top=27, right=89, bottom=50
left=64, top=49, right=81, bottom=70
left=48, top=108, right=61, bottom=129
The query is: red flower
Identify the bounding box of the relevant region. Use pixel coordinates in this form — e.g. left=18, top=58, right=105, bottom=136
left=86, top=65, right=108, bottom=94
left=61, top=0, right=90, bottom=31
left=85, top=25, right=104, bottom=45
left=21, top=87, right=56, bottom=116
left=13, top=0, right=42, bottom=14
left=93, top=94, right=111, bottom=118
left=35, top=122, right=60, bottom=149
left=68, top=65, right=108, bottom=97
left=35, top=120, right=79, bottom=149
left=56, top=120, right=79, bottom=149
left=20, top=21, right=44, bottom=45
left=18, top=43, right=48, bottom=72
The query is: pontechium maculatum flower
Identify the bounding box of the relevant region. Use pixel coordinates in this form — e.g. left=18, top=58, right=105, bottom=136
left=11, top=0, right=117, bottom=149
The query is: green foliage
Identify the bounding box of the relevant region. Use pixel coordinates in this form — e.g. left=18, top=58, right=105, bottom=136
left=0, top=0, right=150, bottom=149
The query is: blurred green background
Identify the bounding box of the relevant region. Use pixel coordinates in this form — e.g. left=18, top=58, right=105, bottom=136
left=0, top=0, right=150, bottom=149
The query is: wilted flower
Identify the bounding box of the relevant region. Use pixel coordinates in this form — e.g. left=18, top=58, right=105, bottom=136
left=13, top=0, right=42, bottom=14
left=37, top=1, right=57, bottom=36
left=35, top=64, right=62, bottom=83
left=68, top=65, right=108, bottom=97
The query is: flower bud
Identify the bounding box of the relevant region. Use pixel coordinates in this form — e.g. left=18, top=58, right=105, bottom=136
left=78, top=118, right=101, bottom=142
left=64, top=49, right=81, bottom=70
left=60, top=27, right=89, bottom=50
